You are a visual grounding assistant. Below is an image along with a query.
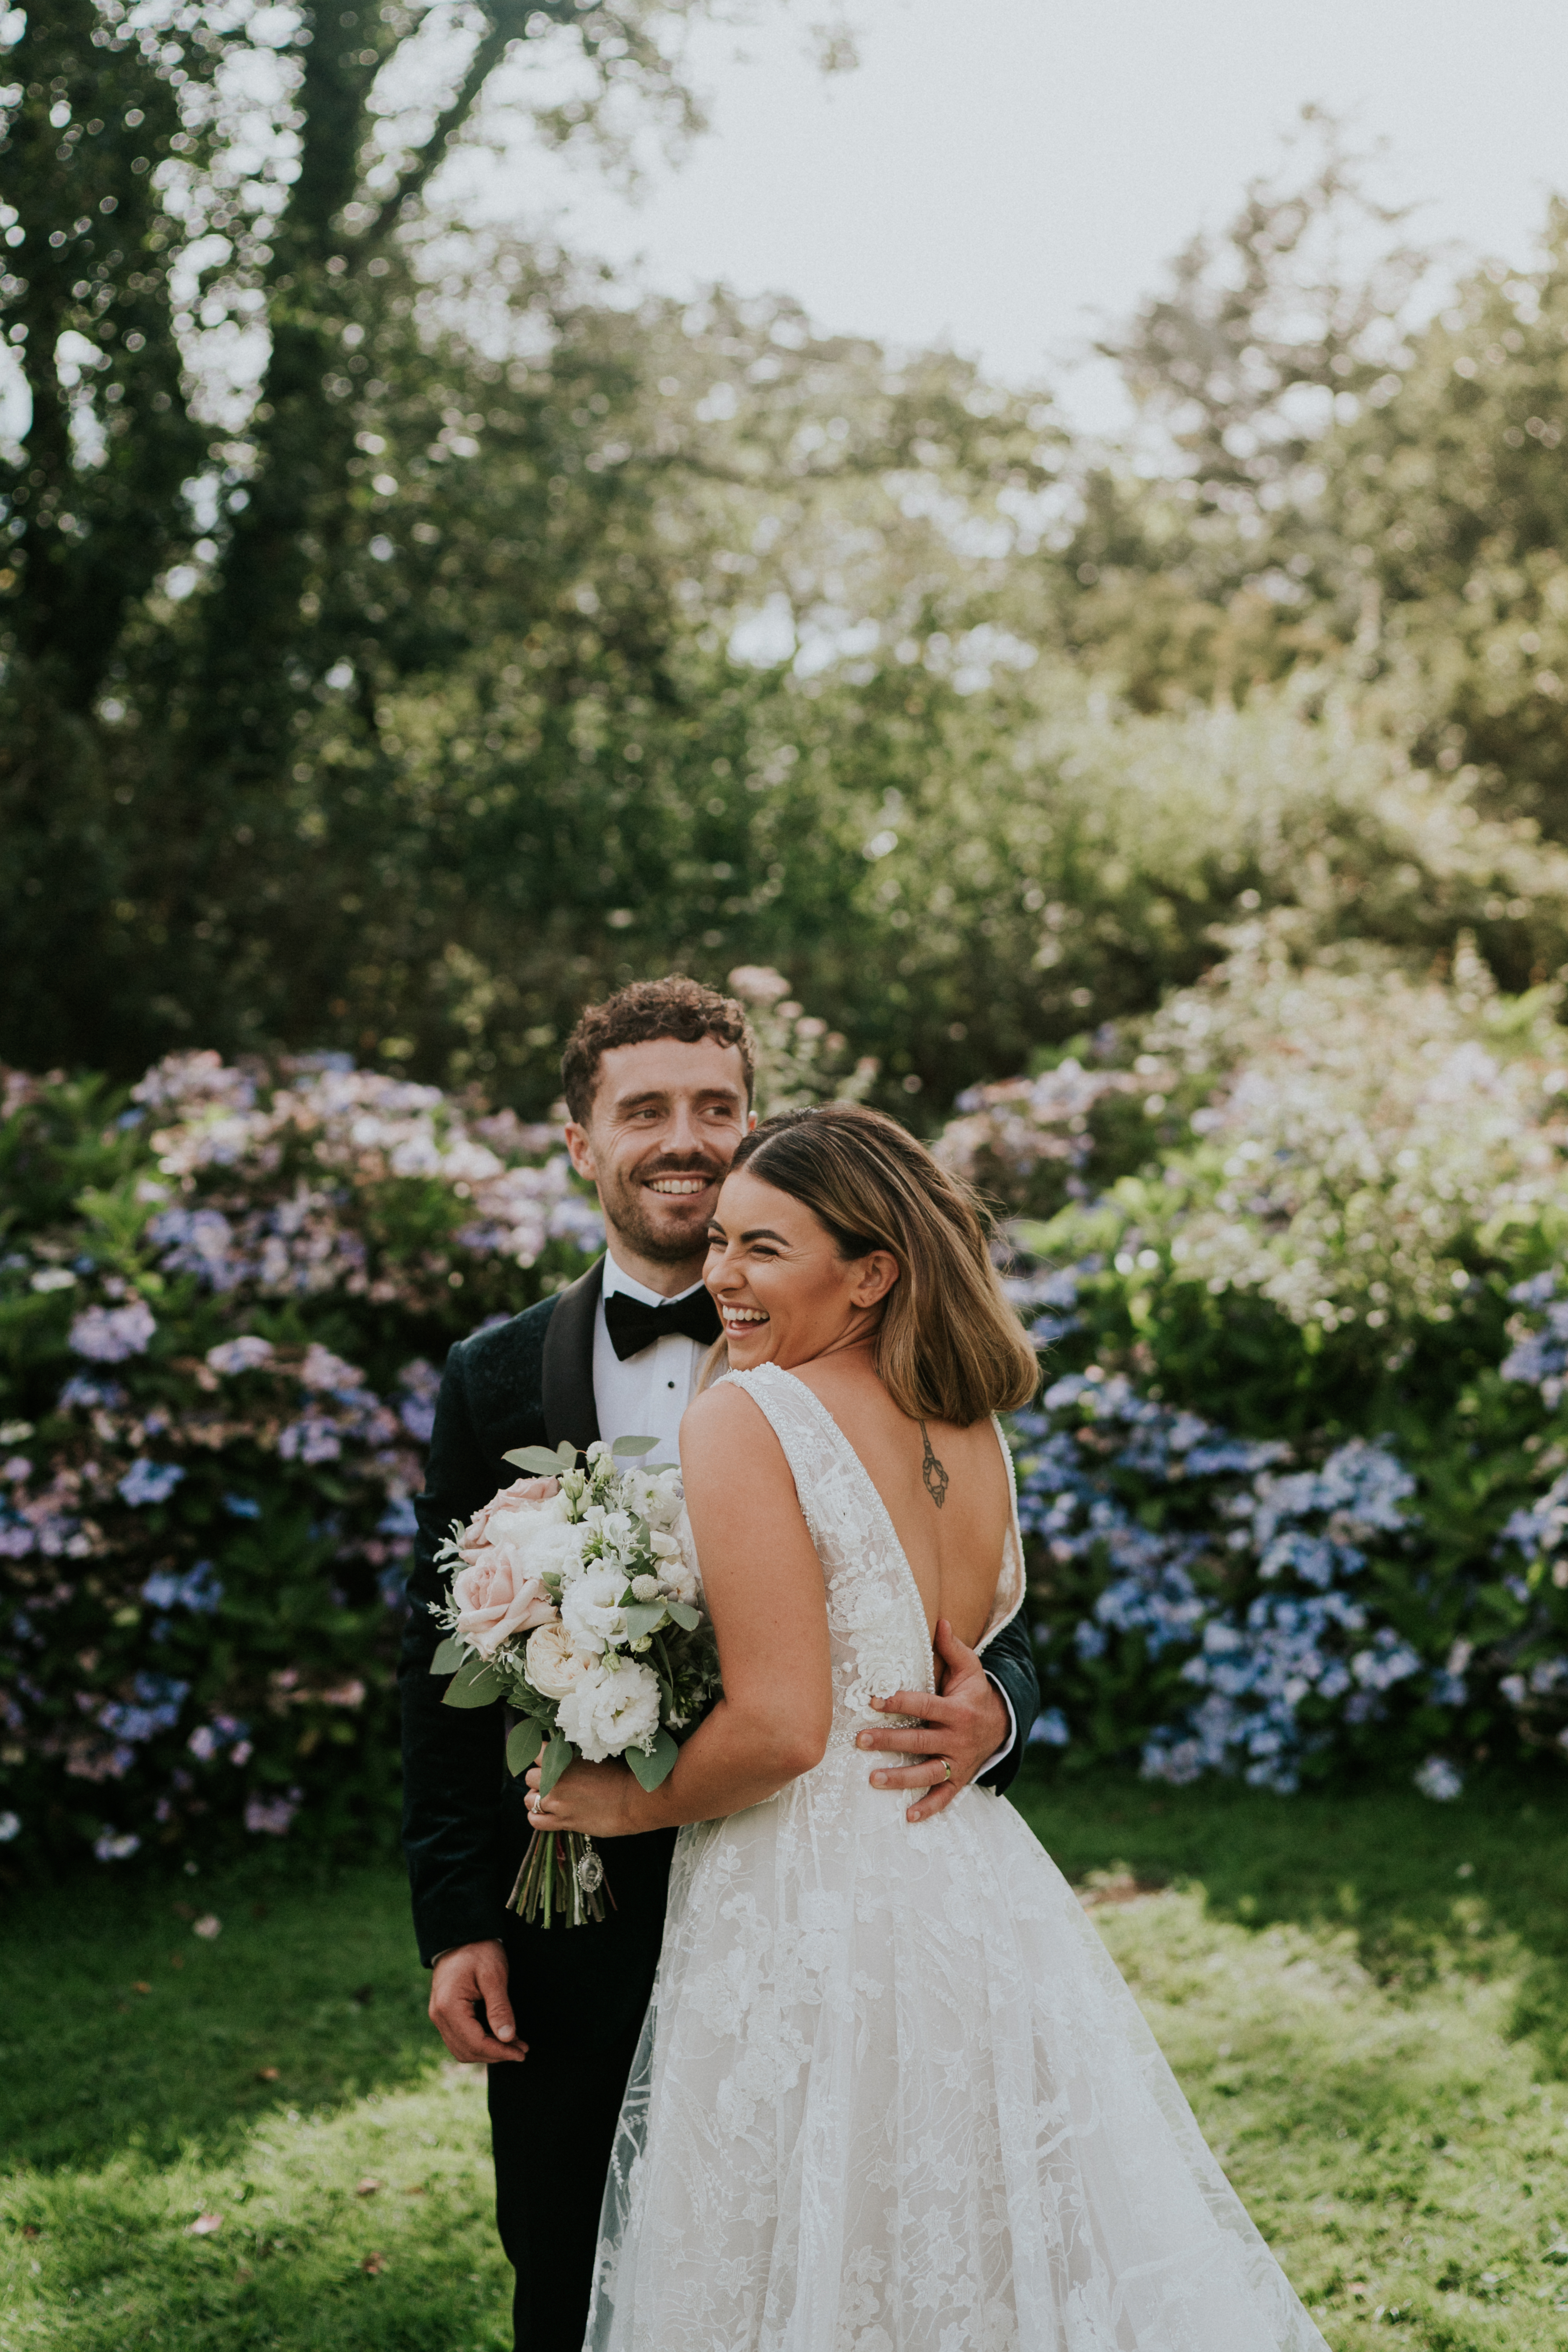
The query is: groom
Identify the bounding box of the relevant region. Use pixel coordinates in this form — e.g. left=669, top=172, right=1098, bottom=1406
left=399, top=975, right=1041, bottom=2352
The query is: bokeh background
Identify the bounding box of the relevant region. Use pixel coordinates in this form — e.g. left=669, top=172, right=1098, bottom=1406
left=5, top=9, right=1568, bottom=2345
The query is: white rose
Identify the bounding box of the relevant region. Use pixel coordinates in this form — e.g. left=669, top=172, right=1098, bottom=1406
left=556, top=1658, right=663, bottom=1762
left=648, top=1530, right=682, bottom=1560
left=560, top=1566, right=630, bottom=1656
left=485, top=1490, right=574, bottom=1543
left=486, top=1517, right=590, bottom=1589
left=524, top=1621, right=592, bottom=1703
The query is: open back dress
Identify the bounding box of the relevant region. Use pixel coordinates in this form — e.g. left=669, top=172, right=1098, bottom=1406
left=587, top=1363, right=1331, bottom=2352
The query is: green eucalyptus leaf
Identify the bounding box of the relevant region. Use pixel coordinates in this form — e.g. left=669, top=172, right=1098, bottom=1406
left=537, top=1732, right=574, bottom=1796
left=610, top=1434, right=658, bottom=1457
left=662, top=1600, right=701, bottom=1631
left=429, top=1634, right=465, bottom=1676
left=441, top=1655, right=503, bottom=1709
left=506, top=1717, right=545, bottom=1776
left=620, top=1602, right=668, bottom=1639
left=625, top=1729, right=679, bottom=1790
left=503, top=1444, right=573, bottom=1477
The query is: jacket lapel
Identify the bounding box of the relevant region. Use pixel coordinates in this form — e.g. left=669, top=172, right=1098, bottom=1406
left=542, top=1255, right=604, bottom=1454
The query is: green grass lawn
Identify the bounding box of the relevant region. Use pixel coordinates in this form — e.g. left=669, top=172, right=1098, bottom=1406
left=3, top=1770, right=1567, bottom=2349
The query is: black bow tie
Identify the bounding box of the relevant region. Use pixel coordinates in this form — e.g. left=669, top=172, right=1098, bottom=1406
left=603, top=1286, right=722, bottom=1361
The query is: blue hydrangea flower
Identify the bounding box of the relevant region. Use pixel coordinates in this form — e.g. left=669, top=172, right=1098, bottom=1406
left=117, top=1459, right=186, bottom=1508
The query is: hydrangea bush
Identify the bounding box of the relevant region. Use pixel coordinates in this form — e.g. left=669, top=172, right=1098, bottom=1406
left=0, top=979, right=871, bottom=1875
left=1000, top=925, right=1568, bottom=1798
left=7, top=922, right=1568, bottom=1873
left=0, top=1054, right=602, bottom=1873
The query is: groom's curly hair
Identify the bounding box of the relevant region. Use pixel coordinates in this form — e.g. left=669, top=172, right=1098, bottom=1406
left=561, top=976, right=756, bottom=1123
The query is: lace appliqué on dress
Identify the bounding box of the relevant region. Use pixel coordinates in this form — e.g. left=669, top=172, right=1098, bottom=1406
left=589, top=1365, right=1329, bottom=2352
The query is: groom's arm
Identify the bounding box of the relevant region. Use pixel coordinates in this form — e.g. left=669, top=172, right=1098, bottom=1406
left=398, top=1338, right=511, bottom=1967
left=973, top=1610, right=1039, bottom=1799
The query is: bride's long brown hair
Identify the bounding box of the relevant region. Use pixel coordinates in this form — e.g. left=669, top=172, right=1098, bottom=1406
left=718, top=1103, right=1039, bottom=1425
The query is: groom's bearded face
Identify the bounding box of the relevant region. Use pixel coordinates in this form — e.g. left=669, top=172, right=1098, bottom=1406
left=566, top=1037, right=753, bottom=1270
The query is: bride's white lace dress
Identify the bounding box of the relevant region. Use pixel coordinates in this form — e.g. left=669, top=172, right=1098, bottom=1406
left=587, top=1365, right=1330, bottom=2352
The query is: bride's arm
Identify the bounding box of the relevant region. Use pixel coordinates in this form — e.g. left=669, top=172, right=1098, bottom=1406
left=525, top=1384, right=833, bottom=1837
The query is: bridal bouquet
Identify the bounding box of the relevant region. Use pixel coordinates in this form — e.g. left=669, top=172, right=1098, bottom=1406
left=428, top=1436, right=719, bottom=1926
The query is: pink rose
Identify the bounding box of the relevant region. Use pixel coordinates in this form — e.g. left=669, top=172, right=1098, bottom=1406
left=452, top=1550, right=559, bottom=1658
left=456, top=1475, right=559, bottom=1555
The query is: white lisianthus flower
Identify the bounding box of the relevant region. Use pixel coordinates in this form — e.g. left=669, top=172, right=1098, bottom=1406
left=556, top=1658, right=663, bottom=1762
left=560, top=1566, right=630, bottom=1655
left=656, top=1524, right=701, bottom=1606
left=582, top=1506, right=636, bottom=1552
left=525, top=1621, right=593, bottom=1703
left=624, top=1467, right=683, bottom=1530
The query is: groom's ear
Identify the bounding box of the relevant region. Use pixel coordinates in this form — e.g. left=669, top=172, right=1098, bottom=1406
left=563, top=1121, right=597, bottom=1182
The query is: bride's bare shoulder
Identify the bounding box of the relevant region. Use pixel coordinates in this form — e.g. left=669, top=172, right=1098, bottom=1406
left=679, top=1377, right=785, bottom=1469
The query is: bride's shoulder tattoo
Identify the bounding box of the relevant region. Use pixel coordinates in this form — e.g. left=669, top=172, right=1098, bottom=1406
left=919, top=1420, right=949, bottom=1510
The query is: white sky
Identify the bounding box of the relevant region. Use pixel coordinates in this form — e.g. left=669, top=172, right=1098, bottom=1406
left=492, top=0, right=1568, bottom=428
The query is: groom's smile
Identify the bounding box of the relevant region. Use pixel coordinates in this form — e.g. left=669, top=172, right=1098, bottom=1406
left=564, top=1033, right=755, bottom=1281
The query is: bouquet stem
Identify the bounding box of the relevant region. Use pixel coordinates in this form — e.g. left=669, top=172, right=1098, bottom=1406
left=506, top=1830, right=613, bottom=1928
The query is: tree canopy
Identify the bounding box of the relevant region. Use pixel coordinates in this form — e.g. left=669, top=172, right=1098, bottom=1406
left=4, top=44, right=1568, bottom=1111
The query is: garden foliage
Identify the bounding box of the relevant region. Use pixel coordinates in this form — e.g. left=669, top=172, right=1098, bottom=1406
left=968, top=926, right=1568, bottom=1795
left=0, top=1051, right=602, bottom=1872
left=0, top=977, right=880, bottom=1871
left=9, top=930, right=1568, bottom=1873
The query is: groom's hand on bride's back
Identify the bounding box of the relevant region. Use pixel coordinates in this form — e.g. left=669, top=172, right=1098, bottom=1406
left=858, top=1620, right=1010, bottom=1825
left=428, top=1940, right=528, bottom=2064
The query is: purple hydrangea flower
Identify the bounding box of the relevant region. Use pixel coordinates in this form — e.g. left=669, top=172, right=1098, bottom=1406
left=70, top=1300, right=157, bottom=1363
left=205, top=1335, right=276, bottom=1375
left=244, top=1789, right=301, bottom=1836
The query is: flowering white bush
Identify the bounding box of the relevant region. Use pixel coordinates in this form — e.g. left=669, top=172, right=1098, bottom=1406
left=1136, top=928, right=1568, bottom=1336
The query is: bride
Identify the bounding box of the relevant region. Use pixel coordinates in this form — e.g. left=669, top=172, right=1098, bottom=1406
left=526, top=1103, right=1330, bottom=2352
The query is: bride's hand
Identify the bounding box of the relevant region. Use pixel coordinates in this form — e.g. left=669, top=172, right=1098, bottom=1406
left=524, top=1754, right=638, bottom=1838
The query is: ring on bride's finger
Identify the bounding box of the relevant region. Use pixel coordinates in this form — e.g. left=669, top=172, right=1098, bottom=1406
left=939, top=1758, right=953, bottom=1785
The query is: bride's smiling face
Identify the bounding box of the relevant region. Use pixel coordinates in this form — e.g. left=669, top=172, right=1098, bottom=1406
left=704, top=1166, right=898, bottom=1370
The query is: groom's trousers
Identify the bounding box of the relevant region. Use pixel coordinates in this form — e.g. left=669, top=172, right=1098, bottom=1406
left=487, top=1823, right=678, bottom=2352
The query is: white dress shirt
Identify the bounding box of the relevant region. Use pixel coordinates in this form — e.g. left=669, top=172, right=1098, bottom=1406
left=592, top=1251, right=710, bottom=1463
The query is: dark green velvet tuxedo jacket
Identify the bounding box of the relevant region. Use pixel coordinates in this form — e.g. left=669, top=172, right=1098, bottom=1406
left=398, top=1257, right=1041, bottom=1967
